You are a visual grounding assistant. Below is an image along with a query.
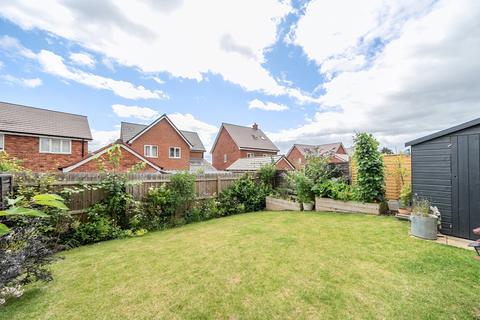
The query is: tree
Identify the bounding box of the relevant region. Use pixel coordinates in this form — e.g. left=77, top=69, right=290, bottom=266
left=354, top=133, right=385, bottom=203
left=381, top=147, right=394, bottom=154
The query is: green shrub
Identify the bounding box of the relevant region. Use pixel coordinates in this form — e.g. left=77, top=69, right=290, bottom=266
left=71, top=204, right=127, bottom=246
left=218, top=175, right=266, bottom=215
left=304, top=155, right=339, bottom=183
left=400, top=184, right=412, bottom=208
left=313, top=179, right=359, bottom=201
left=353, top=133, right=385, bottom=203
left=168, top=172, right=196, bottom=218
left=185, top=198, right=220, bottom=223
left=134, top=185, right=173, bottom=230
left=258, top=164, right=276, bottom=192
left=292, top=171, right=314, bottom=203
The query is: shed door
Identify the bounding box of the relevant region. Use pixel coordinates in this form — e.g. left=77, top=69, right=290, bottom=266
left=453, top=134, right=480, bottom=239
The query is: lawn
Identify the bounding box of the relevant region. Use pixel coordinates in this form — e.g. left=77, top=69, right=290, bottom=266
left=3, top=212, right=480, bottom=319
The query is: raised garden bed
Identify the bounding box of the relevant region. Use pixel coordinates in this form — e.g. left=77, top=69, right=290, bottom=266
left=315, top=197, right=386, bottom=215
left=266, top=196, right=301, bottom=211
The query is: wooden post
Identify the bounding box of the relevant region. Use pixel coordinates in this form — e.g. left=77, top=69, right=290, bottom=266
left=216, top=176, right=221, bottom=195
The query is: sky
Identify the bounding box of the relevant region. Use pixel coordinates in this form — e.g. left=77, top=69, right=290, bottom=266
left=0, top=0, right=479, bottom=157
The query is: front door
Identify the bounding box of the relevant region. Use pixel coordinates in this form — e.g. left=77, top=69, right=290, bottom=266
left=453, top=134, right=480, bottom=239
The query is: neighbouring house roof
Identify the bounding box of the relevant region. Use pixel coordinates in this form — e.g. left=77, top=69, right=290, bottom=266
left=290, top=142, right=344, bottom=157
left=226, top=155, right=294, bottom=172
left=61, top=141, right=165, bottom=173
left=189, top=158, right=218, bottom=173
left=211, top=123, right=279, bottom=153
left=0, top=101, right=92, bottom=140
left=406, top=117, right=480, bottom=146
left=120, top=121, right=205, bottom=151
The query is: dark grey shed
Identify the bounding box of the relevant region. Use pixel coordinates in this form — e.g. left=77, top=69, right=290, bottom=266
left=406, top=118, right=480, bottom=240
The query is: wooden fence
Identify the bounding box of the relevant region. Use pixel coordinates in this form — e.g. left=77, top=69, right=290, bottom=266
left=350, top=154, right=411, bottom=200
left=12, top=172, right=247, bottom=213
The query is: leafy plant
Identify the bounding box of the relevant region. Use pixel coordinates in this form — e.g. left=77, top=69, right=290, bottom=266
left=168, top=172, right=196, bottom=218
left=412, top=198, right=431, bottom=217
left=258, top=164, right=276, bottom=192
left=313, top=179, right=359, bottom=201
left=0, top=151, right=24, bottom=173
left=292, top=171, right=314, bottom=203
left=400, top=184, right=412, bottom=208
left=304, top=155, right=339, bottom=184
left=353, top=132, right=385, bottom=203
left=218, top=175, right=266, bottom=215
left=134, top=185, right=173, bottom=230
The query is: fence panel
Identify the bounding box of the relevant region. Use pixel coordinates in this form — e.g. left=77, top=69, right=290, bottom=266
left=12, top=172, right=247, bottom=213
left=350, top=154, right=411, bottom=200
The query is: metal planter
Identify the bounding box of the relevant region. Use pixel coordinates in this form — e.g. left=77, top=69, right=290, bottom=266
left=410, top=215, right=438, bottom=240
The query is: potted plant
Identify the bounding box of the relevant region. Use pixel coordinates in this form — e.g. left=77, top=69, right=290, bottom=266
left=293, top=171, right=314, bottom=211
left=398, top=184, right=412, bottom=215
left=410, top=198, right=439, bottom=240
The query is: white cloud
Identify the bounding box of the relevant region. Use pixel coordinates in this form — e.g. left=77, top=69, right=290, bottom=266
left=111, top=104, right=160, bottom=120
left=69, top=52, right=96, bottom=68
left=0, top=74, right=42, bottom=88
left=271, top=0, right=480, bottom=152
left=152, top=76, right=164, bottom=85
left=0, top=35, right=36, bottom=59
left=248, top=99, right=288, bottom=111
left=90, top=128, right=120, bottom=151
left=0, top=1, right=319, bottom=102
left=168, top=113, right=218, bottom=152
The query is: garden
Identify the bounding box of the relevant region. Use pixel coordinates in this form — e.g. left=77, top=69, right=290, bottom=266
left=1, top=135, right=479, bottom=319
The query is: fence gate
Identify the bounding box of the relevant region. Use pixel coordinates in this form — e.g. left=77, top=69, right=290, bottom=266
left=0, top=174, right=13, bottom=210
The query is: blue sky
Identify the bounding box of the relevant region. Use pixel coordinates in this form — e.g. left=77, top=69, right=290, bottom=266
left=1, top=0, right=479, bottom=155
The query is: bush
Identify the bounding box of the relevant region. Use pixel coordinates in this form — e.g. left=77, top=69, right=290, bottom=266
left=70, top=204, right=127, bottom=246
left=258, top=164, right=276, bottom=192
left=400, top=184, right=412, bottom=208
left=218, top=175, right=267, bottom=215
left=291, top=171, right=314, bottom=203
left=354, top=133, right=385, bottom=203
left=304, top=155, right=339, bottom=183
left=133, top=185, right=172, bottom=230
left=168, top=172, right=196, bottom=218
left=313, top=179, right=359, bottom=201
left=185, top=198, right=220, bottom=223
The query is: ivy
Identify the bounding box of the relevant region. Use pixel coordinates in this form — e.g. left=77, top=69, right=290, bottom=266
left=353, top=133, right=385, bottom=203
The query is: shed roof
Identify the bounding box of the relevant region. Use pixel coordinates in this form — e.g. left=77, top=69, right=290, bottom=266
left=226, top=155, right=292, bottom=172
left=0, top=101, right=92, bottom=140
left=405, top=117, right=480, bottom=146
left=212, top=123, right=279, bottom=153
left=120, top=121, right=206, bottom=151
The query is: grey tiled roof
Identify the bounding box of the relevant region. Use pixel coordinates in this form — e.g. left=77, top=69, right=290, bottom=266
left=294, top=142, right=343, bottom=157
left=120, top=122, right=206, bottom=151
left=0, top=101, right=92, bottom=140
left=220, top=123, right=279, bottom=152
left=226, top=155, right=287, bottom=171
left=189, top=158, right=217, bottom=173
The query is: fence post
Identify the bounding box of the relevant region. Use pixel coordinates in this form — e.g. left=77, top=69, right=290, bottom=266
left=216, top=176, right=221, bottom=195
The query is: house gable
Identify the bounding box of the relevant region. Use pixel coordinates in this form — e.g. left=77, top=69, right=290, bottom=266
left=62, top=143, right=162, bottom=173
left=128, top=117, right=191, bottom=170
left=286, top=145, right=305, bottom=170
left=212, top=126, right=241, bottom=171
left=275, top=157, right=295, bottom=171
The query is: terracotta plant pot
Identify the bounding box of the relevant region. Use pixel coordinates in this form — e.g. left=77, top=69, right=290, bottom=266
left=398, top=208, right=412, bottom=215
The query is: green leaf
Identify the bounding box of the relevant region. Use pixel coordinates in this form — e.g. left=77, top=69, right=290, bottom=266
left=0, top=223, right=10, bottom=235
left=33, top=194, right=69, bottom=210
left=0, top=207, right=49, bottom=217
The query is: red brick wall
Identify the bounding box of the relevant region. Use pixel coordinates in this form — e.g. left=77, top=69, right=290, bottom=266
left=3, top=134, right=88, bottom=172
left=275, top=158, right=294, bottom=171
left=190, top=151, right=204, bottom=159
left=212, top=127, right=278, bottom=170
left=212, top=127, right=242, bottom=170
left=129, top=118, right=191, bottom=170
left=287, top=146, right=305, bottom=170
left=70, top=148, right=158, bottom=173
left=337, top=144, right=347, bottom=155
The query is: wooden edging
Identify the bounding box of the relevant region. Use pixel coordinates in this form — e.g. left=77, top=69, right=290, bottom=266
left=315, top=197, right=385, bottom=215
left=266, top=196, right=301, bottom=211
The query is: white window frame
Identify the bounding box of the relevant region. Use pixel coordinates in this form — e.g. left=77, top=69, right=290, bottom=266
left=39, top=137, right=72, bottom=154
left=0, top=134, right=4, bottom=151
left=224, top=154, right=228, bottom=163
left=144, top=145, right=158, bottom=158
left=246, top=153, right=254, bottom=158
left=169, top=147, right=181, bottom=159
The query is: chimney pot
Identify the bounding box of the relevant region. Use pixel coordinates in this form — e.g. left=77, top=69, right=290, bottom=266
left=252, top=122, right=258, bottom=130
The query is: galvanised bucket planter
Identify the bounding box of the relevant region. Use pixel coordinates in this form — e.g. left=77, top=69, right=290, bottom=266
left=410, top=215, right=438, bottom=240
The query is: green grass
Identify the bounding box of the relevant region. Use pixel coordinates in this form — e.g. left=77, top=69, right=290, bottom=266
left=3, top=212, right=480, bottom=319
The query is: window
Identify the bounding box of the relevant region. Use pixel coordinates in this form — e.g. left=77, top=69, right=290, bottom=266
left=247, top=153, right=254, bottom=158
left=0, top=134, right=4, bottom=151
left=169, top=147, right=181, bottom=159
left=144, top=145, right=158, bottom=158
left=263, top=154, right=268, bottom=157
left=224, top=154, right=228, bottom=163
left=39, top=137, right=71, bottom=154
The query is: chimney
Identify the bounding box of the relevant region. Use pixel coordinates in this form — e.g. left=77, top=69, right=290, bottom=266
left=252, top=122, right=258, bottom=130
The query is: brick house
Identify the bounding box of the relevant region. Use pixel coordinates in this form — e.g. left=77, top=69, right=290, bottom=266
left=211, top=123, right=279, bottom=170
left=286, top=142, right=349, bottom=170
left=63, top=114, right=210, bottom=172
left=226, top=155, right=294, bottom=172
left=62, top=141, right=164, bottom=173
left=0, top=101, right=92, bottom=172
